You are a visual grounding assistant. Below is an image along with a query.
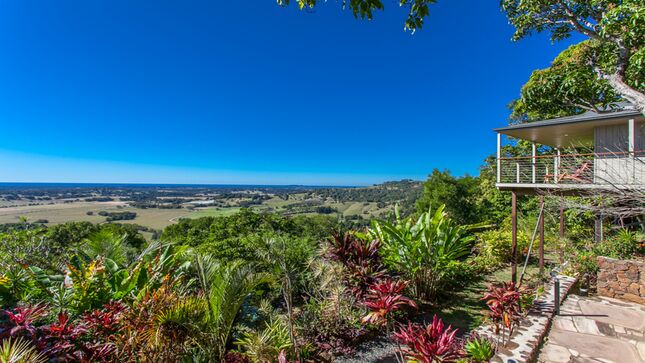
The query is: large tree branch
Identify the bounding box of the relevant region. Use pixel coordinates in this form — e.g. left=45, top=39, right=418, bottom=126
left=595, top=69, right=645, bottom=115
left=561, top=1, right=599, bottom=39
left=588, top=39, right=645, bottom=115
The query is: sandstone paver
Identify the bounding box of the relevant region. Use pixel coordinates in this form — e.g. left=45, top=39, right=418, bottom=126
left=538, top=294, right=645, bottom=363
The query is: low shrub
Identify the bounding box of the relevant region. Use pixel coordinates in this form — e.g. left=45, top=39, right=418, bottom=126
left=299, top=297, right=369, bottom=357
left=464, top=334, right=495, bottom=363
left=223, top=351, right=253, bottom=363
left=593, top=230, right=644, bottom=260
left=466, top=254, right=502, bottom=275
left=475, top=228, right=530, bottom=265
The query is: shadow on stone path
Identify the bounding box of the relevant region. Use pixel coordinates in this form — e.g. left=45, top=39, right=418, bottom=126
left=538, top=294, right=645, bottom=363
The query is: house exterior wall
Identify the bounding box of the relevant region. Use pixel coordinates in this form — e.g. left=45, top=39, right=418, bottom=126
left=594, top=122, right=644, bottom=185
left=594, top=124, right=628, bottom=153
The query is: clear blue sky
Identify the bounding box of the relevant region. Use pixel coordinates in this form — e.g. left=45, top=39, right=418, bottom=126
left=0, top=0, right=578, bottom=185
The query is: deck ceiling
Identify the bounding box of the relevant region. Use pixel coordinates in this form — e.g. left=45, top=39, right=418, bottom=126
left=495, top=112, right=643, bottom=148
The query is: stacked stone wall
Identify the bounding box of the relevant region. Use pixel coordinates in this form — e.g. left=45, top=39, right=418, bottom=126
left=597, top=256, right=645, bottom=304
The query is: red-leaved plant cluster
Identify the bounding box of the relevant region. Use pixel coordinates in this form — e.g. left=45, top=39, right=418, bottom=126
left=394, top=315, right=464, bottom=363
left=0, top=302, right=126, bottom=362
left=481, top=281, right=528, bottom=346
left=328, top=231, right=387, bottom=300
left=362, top=279, right=417, bottom=326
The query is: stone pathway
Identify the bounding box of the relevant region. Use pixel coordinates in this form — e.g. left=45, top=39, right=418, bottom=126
left=538, top=294, right=645, bottom=363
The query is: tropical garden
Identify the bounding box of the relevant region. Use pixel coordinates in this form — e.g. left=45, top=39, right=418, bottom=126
left=1, top=169, right=643, bottom=363
left=0, top=0, right=643, bottom=361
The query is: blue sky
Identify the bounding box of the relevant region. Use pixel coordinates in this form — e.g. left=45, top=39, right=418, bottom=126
left=0, top=0, right=579, bottom=185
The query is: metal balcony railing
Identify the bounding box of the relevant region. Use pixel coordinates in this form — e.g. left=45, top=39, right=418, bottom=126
left=497, top=150, right=645, bottom=187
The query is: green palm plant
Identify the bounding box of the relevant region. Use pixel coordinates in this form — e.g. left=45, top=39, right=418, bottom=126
left=370, top=205, right=478, bottom=302
left=255, top=237, right=315, bottom=361
left=195, top=257, right=271, bottom=362
left=235, top=319, right=292, bottom=363
left=82, top=230, right=128, bottom=266
left=0, top=338, right=47, bottom=363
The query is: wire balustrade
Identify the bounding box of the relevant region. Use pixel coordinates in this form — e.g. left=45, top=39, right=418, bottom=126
left=497, top=151, right=645, bottom=187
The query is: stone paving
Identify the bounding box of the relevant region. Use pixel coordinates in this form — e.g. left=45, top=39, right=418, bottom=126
left=538, top=294, right=645, bottom=363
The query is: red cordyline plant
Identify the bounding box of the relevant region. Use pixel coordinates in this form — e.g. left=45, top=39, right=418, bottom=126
left=394, top=315, right=464, bottom=363
left=1, top=304, right=48, bottom=339
left=39, top=312, right=89, bottom=360
left=328, top=231, right=387, bottom=299
left=481, top=281, right=528, bottom=346
left=362, top=279, right=417, bottom=326
left=1, top=303, right=119, bottom=362
left=83, top=301, right=127, bottom=337
left=40, top=311, right=117, bottom=362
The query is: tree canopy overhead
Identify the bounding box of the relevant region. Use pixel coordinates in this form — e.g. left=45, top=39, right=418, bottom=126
left=502, top=0, right=644, bottom=118
left=276, top=0, right=436, bottom=32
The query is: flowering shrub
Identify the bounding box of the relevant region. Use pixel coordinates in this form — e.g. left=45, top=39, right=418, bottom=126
left=394, top=315, right=464, bottom=363
left=574, top=251, right=599, bottom=276
left=362, top=279, right=416, bottom=326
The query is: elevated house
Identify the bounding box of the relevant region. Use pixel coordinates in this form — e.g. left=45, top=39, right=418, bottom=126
left=495, top=109, right=644, bottom=193
left=493, top=107, right=644, bottom=282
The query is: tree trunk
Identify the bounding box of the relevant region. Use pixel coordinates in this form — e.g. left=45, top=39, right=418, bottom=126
left=283, top=276, right=300, bottom=362
left=603, top=73, right=645, bottom=115
left=593, top=40, right=645, bottom=116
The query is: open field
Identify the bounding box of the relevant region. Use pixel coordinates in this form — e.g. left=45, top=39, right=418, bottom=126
left=0, top=202, right=187, bottom=230
left=0, top=198, right=395, bottom=231
left=0, top=181, right=422, bottom=231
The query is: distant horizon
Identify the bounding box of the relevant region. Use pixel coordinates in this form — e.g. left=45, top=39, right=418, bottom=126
left=0, top=181, right=382, bottom=188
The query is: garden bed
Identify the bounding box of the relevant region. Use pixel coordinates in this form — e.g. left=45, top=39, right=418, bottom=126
left=336, top=263, right=550, bottom=363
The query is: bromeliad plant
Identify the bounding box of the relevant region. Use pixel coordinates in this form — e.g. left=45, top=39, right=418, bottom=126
left=235, top=319, right=292, bottom=363
left=464, top=334, right=495, bottom=363
left=394, top=315, right=464, bottom=363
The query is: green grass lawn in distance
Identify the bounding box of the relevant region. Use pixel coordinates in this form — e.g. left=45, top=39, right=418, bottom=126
left=188, top=207, right=244, bottom=218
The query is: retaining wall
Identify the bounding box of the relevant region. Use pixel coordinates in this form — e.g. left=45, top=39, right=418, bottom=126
left=597, top=256, right=645, bottom=304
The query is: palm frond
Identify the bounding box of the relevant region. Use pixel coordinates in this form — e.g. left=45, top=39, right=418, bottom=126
left=195, top=256, right=272, bottom=361
left=0, top=338, right=47, bottom=363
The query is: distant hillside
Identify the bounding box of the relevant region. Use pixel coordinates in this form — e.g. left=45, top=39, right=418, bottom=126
left=306, top=179, right=423, bottom=215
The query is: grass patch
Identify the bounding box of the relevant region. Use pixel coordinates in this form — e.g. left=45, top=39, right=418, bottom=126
left=189, top=207, right=244, bottom=218
left=415, top=262, right=547, bottom=334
